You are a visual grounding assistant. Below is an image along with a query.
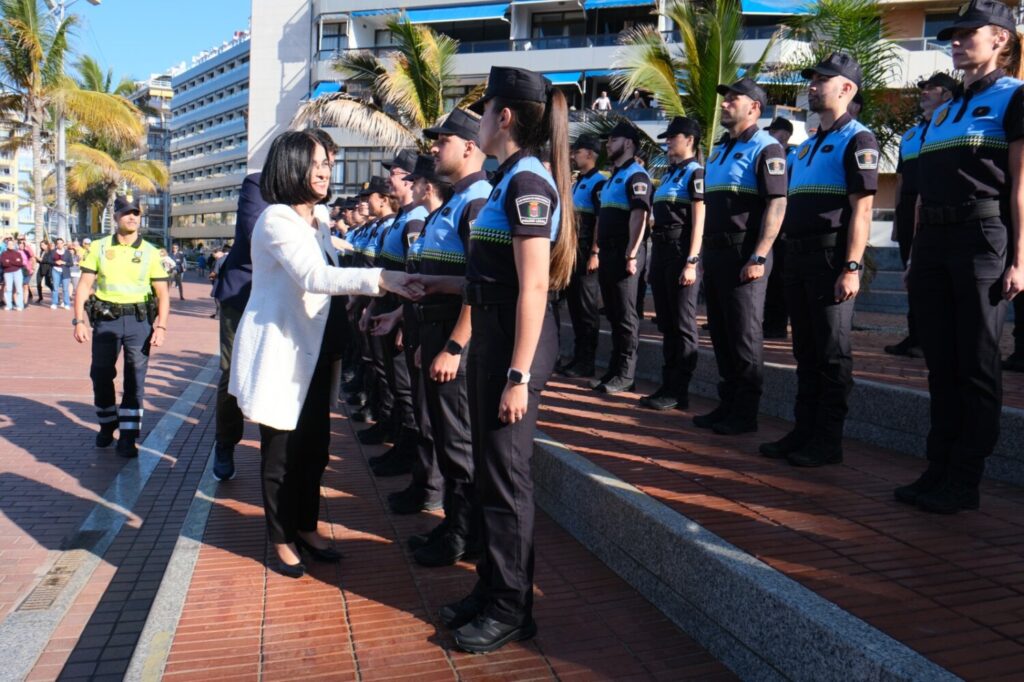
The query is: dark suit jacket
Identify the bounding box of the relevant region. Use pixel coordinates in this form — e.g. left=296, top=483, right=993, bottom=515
left=214, top=172, right=267, bottom=310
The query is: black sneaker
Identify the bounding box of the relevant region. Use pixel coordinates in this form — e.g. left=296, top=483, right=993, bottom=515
left=894, top=467, right=946, bottom=506
left=561, top=360, right=595, bottom=379
left=439, top=593, right=486, bottom=630
left=589, top=370, right=615, bottom=390
left=786, top=442, right=842, bottom=467
left=357, top=422, right=393, bottom=445
left=1004, top=352, right=1024, bottom=372
left=596, top=376, right=635, bottom=395
left=95, top=425, right=116, bottom=448
left=759, top=430, right=809, bottom=459
left=116, top=435, right=139, bottom=459
left=372, top=453, right=413, bottom=477
left=414, top=530, right=471, bottom=567
left=388, top=486, right=442, bottom=515
left=351, top=406, right=375, bottom=423
left=916, top=480, right=980, bottom=514
left=454, top=616, right=537, bottom=654
left=693, top=405, right=730, bottom=429
left=884, top=337, right=923, bottom=358
left=408, top=519, right=449, bottom=551
left=711, top=416, right=758, bottom=436
left=639, top=388, right=677, bottom=411
left=213, top=443, right=236, bottom=481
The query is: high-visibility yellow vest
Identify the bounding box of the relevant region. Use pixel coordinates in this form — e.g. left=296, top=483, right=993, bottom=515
left=79, top=234, right=169, bottom=304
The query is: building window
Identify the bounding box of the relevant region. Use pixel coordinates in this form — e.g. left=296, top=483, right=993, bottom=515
left=336, top=147, right=392, bottom=196
left=587, top=7, right=656, bottom=36
left=320, top=22, right=347, bottom=54
left=375, top=30, right=397, bottom=47
left=924, top=12, right=957, bottom=42
left=426, top=20, right=508, bottom=46
left=531, top=11, right=586, bottom=41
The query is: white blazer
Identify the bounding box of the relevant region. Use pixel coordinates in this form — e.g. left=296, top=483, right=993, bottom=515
left=229, top=204, right=383, bottom=430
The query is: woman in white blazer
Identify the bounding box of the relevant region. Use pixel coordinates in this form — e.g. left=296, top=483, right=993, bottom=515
left=230, top=130, right=422, bottom=577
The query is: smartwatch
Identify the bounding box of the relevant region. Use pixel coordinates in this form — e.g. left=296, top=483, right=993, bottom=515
left=71, top=318, right=84, bottom=326
left=845, top=260, right=863, bottom=272
left=507, top=368, right=531, bottom=385
left=749, top=254, right=767, bottom=266
left=445, top=339, right=464, bottom=355
left=686, top=255, right=700, bottom=265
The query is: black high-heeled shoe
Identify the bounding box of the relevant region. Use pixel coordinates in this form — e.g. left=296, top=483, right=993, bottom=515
left=296, top=536, right=343, bottom=563
left=272, top=556, right=306, bottom=578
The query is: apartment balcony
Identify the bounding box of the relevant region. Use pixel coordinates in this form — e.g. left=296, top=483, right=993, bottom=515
left=171, top=144, right=248, bottom=175
left=171, top=118, right=247, bottom=154
left=170, top=91, right=249, bottom=132
left=172, top=64, right=250, bottom=110
left=171, top=170, right=248, bottom=195
left=171, top=198, right=238, bottom=216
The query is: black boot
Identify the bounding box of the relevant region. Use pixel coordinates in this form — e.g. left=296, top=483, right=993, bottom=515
left=693, top=404, right=730, bottom=429
left=759, top=429, right=810, bottom=459
left=712, top=414, right=758, bottom=436
left=639, top=387, right=677, bottom=410
left=439, top=593, right=486, bottom=630
left=562, top=356, right=595, bottom=378
left=916, top=478, right=980, bottom=514
left=388, top=485, right=443, bottom=515
left=95, top=424, right=116, bottom=448
left=357, top=421, right=393, bottom=445
left=786, top=438, right=842, bottom=467
left=894, top=466, right=946, bottom=506
left=414, top=529, right=473, bottom=567
left=454, top=616, right=537, bottom=654
left=408, top=519, right=448, bottom=551
left=116, top=434, right=139, bottom=458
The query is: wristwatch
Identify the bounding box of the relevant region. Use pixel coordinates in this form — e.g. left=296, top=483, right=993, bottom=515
left=749, top=254, right=767, bottom=266
left=71, top=318, right=84, bottom=326
left=445, top=339, right=464, bottom=355
left=507, top=368, right=531, bottom=385
left=845, top=260, right=863, bottom=272
left=686, top=255, right=700, bottom=265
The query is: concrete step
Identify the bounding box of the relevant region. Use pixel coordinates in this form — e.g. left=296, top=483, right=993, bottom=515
left=855, top=289, right=910, bottom=315
left=866, top=270, right=905, bottom=292
left=560, top=326, right=1024, bottom=486
left=867, top=245, right=904, bottom=271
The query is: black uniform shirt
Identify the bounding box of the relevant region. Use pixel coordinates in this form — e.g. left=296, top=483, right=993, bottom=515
left=703, top=125, right=788, bottom=236
left=596, top=159, right=652, bottom=245
left=652, top=157, right=704, bottom=230
left=571, top=167, right=605, bottom=248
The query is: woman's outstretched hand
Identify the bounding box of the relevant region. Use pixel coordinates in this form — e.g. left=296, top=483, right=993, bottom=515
left=379, top=271, right=425, bottom=300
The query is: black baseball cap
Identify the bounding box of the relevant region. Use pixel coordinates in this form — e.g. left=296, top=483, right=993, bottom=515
left=114, top=195, right=141, bottom=217
left=715, top=78, right=767, bottom=109
left=330, top=196, right=347, bottom=208
left=572, top=134, right=602, bottom=153
left=764, top=116, right=794, bottom=134
left=657, top=116, right=701, bottom=139
left=359, top=176, right=391, bottom=197
left=468, top=66, right=551, bottom=115
left=423, top=108, right=482, bottom=145
left=382, top=149, right=419, bottom=173
left=917, top=72, right=958, bottom=91
left=406, top=154, right=445, bottom=185
left=601, top=120, right=641, bottom=144
left=938, top=0, right=1016, bottom=40
left=801, top=52, right=863, bottom=88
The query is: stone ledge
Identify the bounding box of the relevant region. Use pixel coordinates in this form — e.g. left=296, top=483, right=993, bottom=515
left=532, top=431, right=959, bottom=682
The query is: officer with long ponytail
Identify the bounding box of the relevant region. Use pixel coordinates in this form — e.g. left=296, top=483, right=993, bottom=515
left=896, top=0, right=1024, bottom=513
left=432, top=66, right=576, bottom=654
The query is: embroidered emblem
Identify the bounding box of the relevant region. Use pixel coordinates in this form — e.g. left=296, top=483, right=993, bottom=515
left=516, top=195, right=551, bottom=226
left=693, top=179, right=704, bottom=194
left=632, top=182, right=649, bottom=196
left=934, top=107, right=949, bottom=126
left=105, top=249, right=116, bottom=260
left=765, top=158, right=786, bottom=176
left=798, top=145, right=810, bottom=160
left=822, top=144, right=834, bottom=153
left=855, top=148, right=879, bottom=170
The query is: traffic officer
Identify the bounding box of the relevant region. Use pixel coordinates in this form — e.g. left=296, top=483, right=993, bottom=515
left=759, top=53, right=879, bottom=467
left=73, top=195, right=170, bottom=458
left=696, top=77, right=788, bottom=435
left=763, top=116, right=795, bottom=340
left=641, top=116, right=705, bottom=411
left=559, top=133, right=606, bottom=378
left=434, top=66, right=576, bottom=654
left=885, top=72, right=956, bottom=359
left=592, top=120, right=652, bottom=394
left=895, top=0, right=1024, bottom=513
left=403, top=111, right=491, bottom=567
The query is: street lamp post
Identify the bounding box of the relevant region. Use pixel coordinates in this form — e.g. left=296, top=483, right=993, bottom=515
left=43, top=0, right=101, bottom=243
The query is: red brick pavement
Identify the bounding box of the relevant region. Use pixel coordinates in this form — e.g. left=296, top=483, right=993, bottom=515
left=538, top=376, right=1024, bottom=680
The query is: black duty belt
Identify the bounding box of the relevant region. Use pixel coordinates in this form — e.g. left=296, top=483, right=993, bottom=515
left=703, top=231, right=748, bottom=249
left=651, top=227, right=688, bottom=243
left=464, top=283, right=557, bottom=306
left=414, top=302, right=463, bottom=323
left=785, top=231, right=843, bottom=253
left=919, top=199, right=1001, bottom=225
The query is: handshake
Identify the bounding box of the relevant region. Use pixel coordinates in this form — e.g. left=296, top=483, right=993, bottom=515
left=377, top=272, right=465, bottom=301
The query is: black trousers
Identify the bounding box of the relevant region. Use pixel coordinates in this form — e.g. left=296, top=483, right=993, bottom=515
left=702, top=244, right=771, bottom=420
left=908, top=217, right=1007, bottom=485
left=598, top=238, right=647, bottom=381
left=381, top=319, right=416, bottom=434
left=565, top=248, right=600, bottom=363
left=216, top=303, right=245, bottom=448
left=649, top=235, right=699, bottom=393
left=365, top=325, right=393, bottom=423
left=635, top=239, right=649, bottom=319
left=421, top=316, right=475, bottom=536
left=91, top=314, right=152, bottom=438
left=469, top=302, right=558, bottom=626
left=1014, top=294, right=1024, bottom=354
left=258, top=348, right=332, bottom=544
left=405, top=335, right=443, bottom=500
left=784, top=247, right=855, bottom=446
left=763, top=239, right=788, bottom=333
left=895, top=197, right=919, bottom=346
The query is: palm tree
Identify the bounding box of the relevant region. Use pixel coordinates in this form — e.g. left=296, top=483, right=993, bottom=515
left=0, top=0, right=142, bottom=249
left=611, top=0, right=777, bottom=155
left=66, top=143, right=167, bottom=232
left=75, top=54, right=136, bottom=100
left=292, top=17, right=484, bottom=149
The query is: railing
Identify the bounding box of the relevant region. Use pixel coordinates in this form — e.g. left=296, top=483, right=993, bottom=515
left=893, top=36, right=950, bottom=54
left=569, top=108, right=668, bottom=123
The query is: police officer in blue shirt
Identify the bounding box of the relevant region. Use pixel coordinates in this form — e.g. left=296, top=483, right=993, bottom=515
left=763, top=116, right=795, bottom=340
left=896, top=0, right=1024, bottom=513
left=559, top=134, right=606, bottom=378
left=641, top=116, right=705, bottom=411
left=433, top=66, right=576, bottom=654
left=885, top=72, right=956, bottom=359
left=592, top=120, right=653, bottom=394
left=759, top=53, right=879, bottom=467
left=695, top=78, right=788, bottom=435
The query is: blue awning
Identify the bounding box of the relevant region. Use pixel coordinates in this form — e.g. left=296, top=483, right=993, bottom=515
left=583, top=0, right=653, bottom=9
left=585, top=69, right=617, bottom=78
left=354, top=3, right=510, bottom=22
left=546, top=71, right=583, bottom=86
left=741, top=0, right=812, bottom=14
left=311, top=82, right=342, bottom=99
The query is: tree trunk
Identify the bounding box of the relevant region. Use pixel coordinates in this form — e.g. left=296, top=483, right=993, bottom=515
left=30, top=116, right=44, bottom=254
left=56, top=115, right=67, bottom=241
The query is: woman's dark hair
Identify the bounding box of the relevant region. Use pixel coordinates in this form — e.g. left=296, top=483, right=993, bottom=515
left=308, top=128, right=339, bottom=156
left=260, top=130, right=325, bottom=205
left=492, top=89, right=577, bottom=291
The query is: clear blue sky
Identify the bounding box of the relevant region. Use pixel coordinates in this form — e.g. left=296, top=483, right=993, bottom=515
left=67, top=0, right=252, bottom=81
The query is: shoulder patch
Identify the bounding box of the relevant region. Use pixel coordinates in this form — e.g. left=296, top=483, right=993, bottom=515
left=765, top=157, right=786, bottom=176
left=798, top=145, right=810, bottom=160
left=693, top=178, right=704, bottom=194
left=855, top=148, right=879, bottom=170
left=934, top=107, right=949, bottom=127
left=632, top=181, right=649, bottom=196
left=973, top=105, right=991, bottom=117
left=515, top=195, right=552, bottom=226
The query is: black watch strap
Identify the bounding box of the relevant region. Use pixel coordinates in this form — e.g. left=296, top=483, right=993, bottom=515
left=445, top=339, right=464, bottom=355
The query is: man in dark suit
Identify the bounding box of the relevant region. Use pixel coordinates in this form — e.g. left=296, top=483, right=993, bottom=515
left=212, top=172, right=267, bottom=480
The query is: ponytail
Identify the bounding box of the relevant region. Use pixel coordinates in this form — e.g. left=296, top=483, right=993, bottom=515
left=545, top=88, right=577, bottom=291
left=997, top=27, right=1024, bottom=80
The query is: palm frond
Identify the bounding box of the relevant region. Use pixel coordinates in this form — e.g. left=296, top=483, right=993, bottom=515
left=612, top=25, right=686, bottom=119
left=453, top=81, right=487, bottom=112
left=121, top=158, right=169, bottom=189
left=51, top=81, right=144, bottom=148
left=291, top=93, right=416, bottom=150
left=333, top=50, right=387, bottom=86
